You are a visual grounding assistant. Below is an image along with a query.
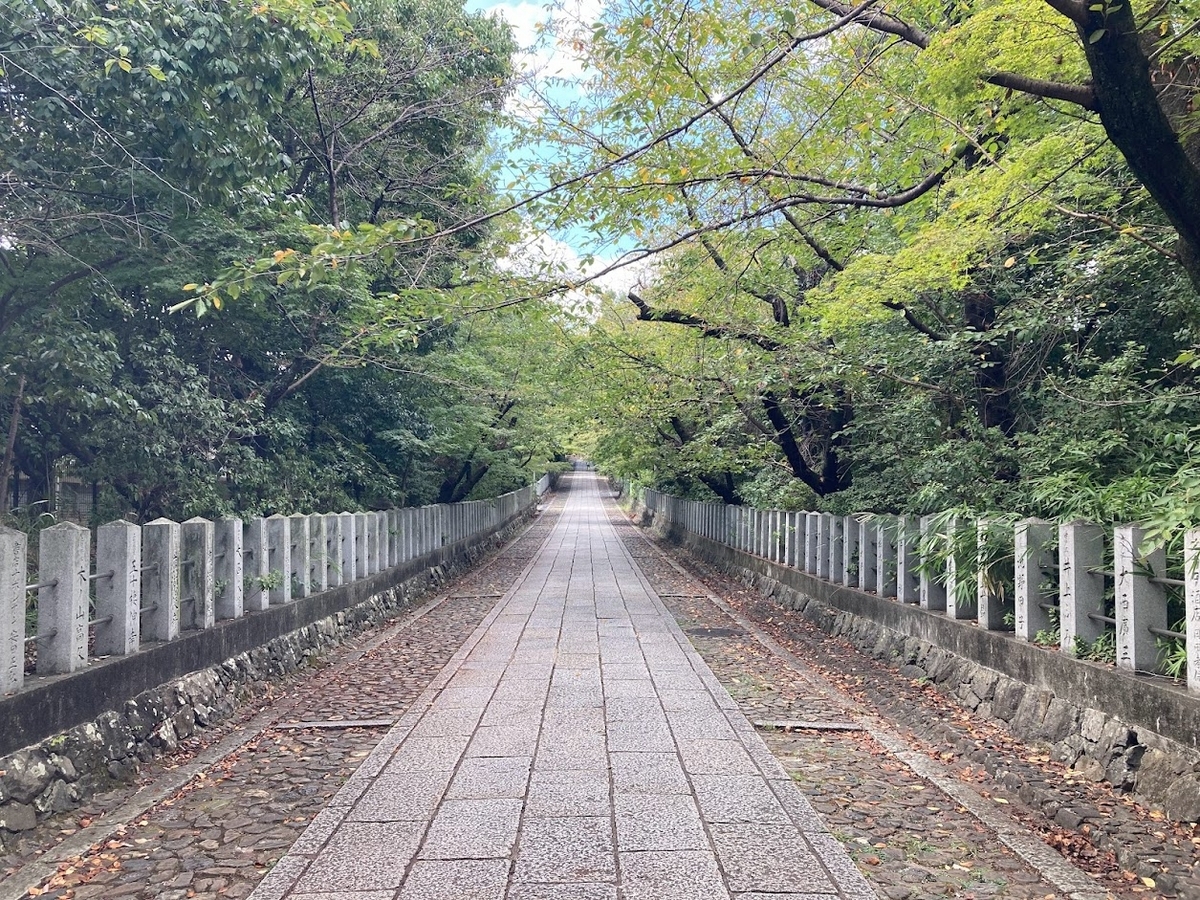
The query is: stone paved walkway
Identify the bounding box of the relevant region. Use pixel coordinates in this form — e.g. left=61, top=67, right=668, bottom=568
left=250, top=472, right=875, bottom=900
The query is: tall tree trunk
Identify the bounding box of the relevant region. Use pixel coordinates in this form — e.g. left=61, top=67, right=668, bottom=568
left=1078, top=2, right=1200, bottom=290
left=0, top=374, right=25, bottom=514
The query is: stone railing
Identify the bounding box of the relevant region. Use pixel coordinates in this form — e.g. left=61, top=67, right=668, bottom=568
left=1, top=480, right=551, bottom=697
left=639, top=489, right=1199, bottom=694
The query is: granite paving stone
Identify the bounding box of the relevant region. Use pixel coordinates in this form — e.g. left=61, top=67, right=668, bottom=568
left=709, top=823, right=836, bottom=893
left=690, top=774, right=792, bottom=824
left=349, top=771, right=451, bottom=821
left=525, top=769, right=611, bottom=817
left=614, top=794, right=709, bottom=852
left=512, top=816, right=616, bottom=882
left=291, top=822, right=423, bottom=892
left=394, top=859, right=510, bottom=900
left=618, top=849, right=729, bottom=900
left=609, top=751, right=692, bottom=794
left=445, top=755, right=533, bottom=800
left=419, top=797, right=524, bottom=859
left=507, top=884, right=618, bottom=900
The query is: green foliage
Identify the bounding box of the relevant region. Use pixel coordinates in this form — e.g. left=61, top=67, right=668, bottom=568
left=0, top=0, right=562, bottom=524
left=1158, top=621, right=1188, bottom=681
left=1073, top=630, right=1117, bottom=664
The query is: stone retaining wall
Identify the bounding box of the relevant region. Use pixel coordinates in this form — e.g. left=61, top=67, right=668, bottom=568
left=0, top=510, right=533, bottom=846
left=646, top=513, right=1200, bottom=824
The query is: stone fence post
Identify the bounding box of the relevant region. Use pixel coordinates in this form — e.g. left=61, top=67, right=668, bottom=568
left=816, top=514, right=831, bottom=579
left=180, top=518, right=215, bottom=631
left=841, top=516, right=857, bottom=587
left=918, top=515, right=946, bottom=612
left=829, top=515, right=844, bottom=583
left=1185, top=529, right=1200, bottom=693
left=859, top=518, right=878, bottom=593
left=266, top=515, right=291, bottom=605
left=1115, top=525, right=1167, bottom=674
left=214, top=518, right=243, bottom=621
left=325, top=514, right=342, bottom=587
left=95, top=520, right=140, bottom=656
left=340, top=512, right=357, bottom=583
left=290, top=514, right=310, bottom=598
left=37, top=522, right=89, bottom=675
left=244, top=518, right=269, bottom=613
left=376, top=510, right=389, bottom=569
left=805, top=513, right=819, bottom=575
left=309, top=514, right=328, bottom=594
left=1059, top=521, right=1105, bottom=654
left=896, top=516, right=919, bottom=604
left=388, top=509, right=400, bottom=567
left=0, top=527, right=24, bottom=694
left=355, top=512, right=370, bottom=574
left=946, top=516, right=977, bottom=621
left=1014, top=519, right=1053, bottom=642
left=976, top=519, right=1006, bottom=630
left=875, top=516, right=897, bottom=599
left=142, top=518, right=180, bottom=642
left=401, top=508, right=414, bottom=562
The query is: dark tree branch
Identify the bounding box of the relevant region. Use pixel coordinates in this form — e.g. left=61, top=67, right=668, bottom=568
left=883, top=300, right=947, bottom=341
left=628, top=291, right=783, bottom=351
left=985, top=71, right=1098, bottom=111
left=760, top=392, right=826, bottom=494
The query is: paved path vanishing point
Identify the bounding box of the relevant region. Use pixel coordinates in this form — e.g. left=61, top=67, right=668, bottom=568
left=248, top=471, right=876, bottom=900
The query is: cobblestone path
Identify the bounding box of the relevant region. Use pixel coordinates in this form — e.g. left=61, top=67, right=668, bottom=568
left=244, top=471, right=875, bottom=899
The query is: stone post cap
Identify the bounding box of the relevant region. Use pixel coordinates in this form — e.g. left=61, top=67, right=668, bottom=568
left=43, top=521, right=88, bottom=533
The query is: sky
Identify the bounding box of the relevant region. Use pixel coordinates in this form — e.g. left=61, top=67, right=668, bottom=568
left=464, top=0, right=653, bottom=298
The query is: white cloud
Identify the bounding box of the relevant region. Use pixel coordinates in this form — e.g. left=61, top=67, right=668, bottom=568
left=500, top=230, right=656, bottom=307
left=481, top=0, right=596, bottom=84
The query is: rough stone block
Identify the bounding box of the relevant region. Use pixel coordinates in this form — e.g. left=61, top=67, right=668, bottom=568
left=1162, top=773, right=1200, bottom=822
left=0, top=801, right=36, bottom=832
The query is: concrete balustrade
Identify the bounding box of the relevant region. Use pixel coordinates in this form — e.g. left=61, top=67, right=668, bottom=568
left=1, top=483, right=541, bottom=697
left=632, top=484, right=1200, bottom=692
